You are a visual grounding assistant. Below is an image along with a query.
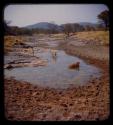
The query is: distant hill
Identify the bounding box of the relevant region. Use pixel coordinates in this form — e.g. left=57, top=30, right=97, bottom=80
left=24, top=22, right=61, bottom=31
left=23, top=22, right=101, bottom=31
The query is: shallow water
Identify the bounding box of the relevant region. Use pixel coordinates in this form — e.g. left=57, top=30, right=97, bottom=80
left=5, top=49, right=101, bottom=89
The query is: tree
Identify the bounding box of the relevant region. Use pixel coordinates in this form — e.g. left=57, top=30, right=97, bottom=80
left=72, top=23, right=80, bottom=32
left=61, top=23, right=73, bottom=38
left=84, top=25, right=95, bottom=31
left=4, top=20, right=13, bottom=35
left=98, top=10, right=109, bottom=30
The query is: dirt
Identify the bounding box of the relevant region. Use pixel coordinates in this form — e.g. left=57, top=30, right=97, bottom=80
left=4, top=35, right=110, bottom=121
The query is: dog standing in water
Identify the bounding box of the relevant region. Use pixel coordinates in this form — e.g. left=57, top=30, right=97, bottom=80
left=68, top=62, right=80, bottom=69
left=50, top=49, right=57, bottom=57
left=50, top=49, right=57, bottom=63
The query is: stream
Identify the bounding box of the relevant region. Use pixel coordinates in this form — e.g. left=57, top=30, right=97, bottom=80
left=4, top=44, right=101, bottom=89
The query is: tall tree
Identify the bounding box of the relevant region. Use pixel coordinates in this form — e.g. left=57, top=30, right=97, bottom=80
left=61, top=23, right=73, bottom=38
left=98, top=10, right=109, bottom=30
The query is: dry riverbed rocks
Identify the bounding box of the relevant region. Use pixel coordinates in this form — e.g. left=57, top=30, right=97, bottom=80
left=4, top=59, right=48, bottom=69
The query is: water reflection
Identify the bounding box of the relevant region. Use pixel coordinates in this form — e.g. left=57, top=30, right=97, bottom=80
left=5, top=50, right=101, bottom=89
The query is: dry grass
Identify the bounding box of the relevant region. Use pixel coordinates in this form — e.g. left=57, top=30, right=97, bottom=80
left=4, top=31, right=109, bottom=54
left=52, top=33, right=64, bottom=38
left=50, top=31, right=109, bottom=46
left=75, top=31, right=109, bottom=46
left=50, top=33, right=65, bottom=40
left=4, top=36, right=24, bottom=53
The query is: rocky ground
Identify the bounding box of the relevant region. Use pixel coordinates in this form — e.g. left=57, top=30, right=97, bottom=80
left=4, top=34, right=110, bottom=121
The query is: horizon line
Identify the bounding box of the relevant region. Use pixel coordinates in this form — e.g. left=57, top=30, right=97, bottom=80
left=8, top=21, right=99, bottom=28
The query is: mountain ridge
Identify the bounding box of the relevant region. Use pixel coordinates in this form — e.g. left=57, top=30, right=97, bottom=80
left=23, top=22, right=99, bottom=30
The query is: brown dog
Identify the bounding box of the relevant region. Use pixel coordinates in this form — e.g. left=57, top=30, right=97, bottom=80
left=68, top=62, right=80, bottom=69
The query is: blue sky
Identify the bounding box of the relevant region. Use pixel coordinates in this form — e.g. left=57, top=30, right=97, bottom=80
left=4, top=4, right=108, bottom=27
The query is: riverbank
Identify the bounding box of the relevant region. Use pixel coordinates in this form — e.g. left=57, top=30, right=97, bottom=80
left=4, top=33, right=110, bottom=121
left=4, top=69, right=109, bottom=121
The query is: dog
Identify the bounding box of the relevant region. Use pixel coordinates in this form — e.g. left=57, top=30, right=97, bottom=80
left=50, top=49, right=57, bottom=63
left=68, top=62, right=80, bottom=69
left=50, top=49, right=57, bottom=57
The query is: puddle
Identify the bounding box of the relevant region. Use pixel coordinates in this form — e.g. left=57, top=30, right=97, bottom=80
left=5, top=49, right=101, bottom=89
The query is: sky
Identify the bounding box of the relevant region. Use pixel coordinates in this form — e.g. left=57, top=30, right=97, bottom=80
left=4, top=4, right=109, bottom=27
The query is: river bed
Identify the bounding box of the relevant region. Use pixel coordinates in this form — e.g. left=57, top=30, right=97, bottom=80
left=4, top=48, right=101, bottom=89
